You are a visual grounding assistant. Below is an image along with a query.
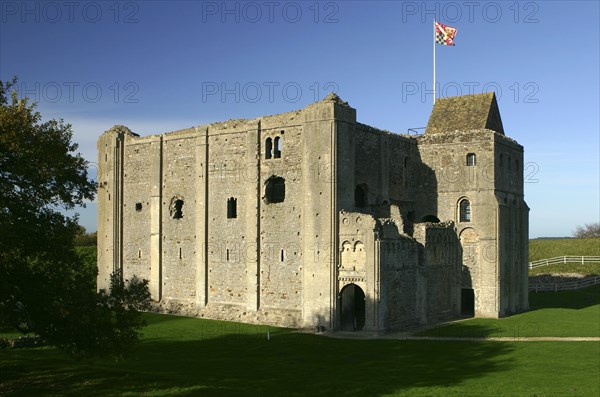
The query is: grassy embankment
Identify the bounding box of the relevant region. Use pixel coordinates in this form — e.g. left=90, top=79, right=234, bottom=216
left=529, top=237, right=599, bottom=275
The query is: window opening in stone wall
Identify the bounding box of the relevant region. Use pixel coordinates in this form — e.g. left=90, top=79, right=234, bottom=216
left=265, top=137, right=272, bottom=159
left=421, top=215, right=440, bottom=223
left=281, top=249, right=285, bottom=262
left=265, top=176, right=285, bottom=203
left=179, top=247, right=182, bottom=259
left=273, top=136, right=281, bottom=158
left=135, top=202, right=142, bottom=212
left=171, top=199, right=184, bottom=219
left=403, top=157, right=408, bottom=187
left=227, top=249, right=230, bottom=262
left=459, top=199, right=471, bottom=222
left=354, top=184, right=368, bottom=207
left=461, top=288, right=475, bottom=316
left=227, top=197, right=237, bottom=218
left=466, top=153, right=476, bottom=166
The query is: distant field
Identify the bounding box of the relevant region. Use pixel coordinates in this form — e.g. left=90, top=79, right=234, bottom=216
left=528, top=237, right=600, bottom=275
left=529, top=237, right=600, bottom=262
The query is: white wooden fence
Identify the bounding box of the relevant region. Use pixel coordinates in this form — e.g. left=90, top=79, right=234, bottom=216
left=528, top=256, right=600, bottom=269
left=529, top=276, right=600, bottom=292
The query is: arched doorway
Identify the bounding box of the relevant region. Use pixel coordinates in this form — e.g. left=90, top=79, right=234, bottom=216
left=340, top=284, right=365, bottom=331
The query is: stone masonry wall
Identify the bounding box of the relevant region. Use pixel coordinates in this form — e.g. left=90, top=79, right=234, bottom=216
left=98, top=93, right=528, bottom=330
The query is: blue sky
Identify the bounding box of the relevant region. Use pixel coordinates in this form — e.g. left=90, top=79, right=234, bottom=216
left=1, top=0, right=598, bottom=238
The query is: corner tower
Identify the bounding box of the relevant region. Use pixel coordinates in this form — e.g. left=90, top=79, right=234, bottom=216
left=417, top=93, right=529, bottom=317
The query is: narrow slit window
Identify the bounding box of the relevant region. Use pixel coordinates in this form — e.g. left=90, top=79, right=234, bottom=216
left=265, top=138, right=273, bottom=159
left=403, top=157, right=408, bottom=187
left=459, top=199, right=471, bottom=222
left=466, top=153, right=476, bottom=166
left=273, top=136, right=281, bottom=158
left=227, top=197, right=237, bottom=219
left=354, top=184, right=368, bottom=207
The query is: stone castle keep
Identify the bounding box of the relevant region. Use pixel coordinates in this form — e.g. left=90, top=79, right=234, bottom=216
left=97, top=92, right=529, bottom=332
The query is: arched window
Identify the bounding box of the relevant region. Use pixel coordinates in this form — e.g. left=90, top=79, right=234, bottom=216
left=273, top=136, right=281, bottom=158
left=265, top=176, right=285, bottom=203
left=459, top=199, right=471, bottom=222
left=354, top=184, right=368, bottom=207
left=466, top=153, right=476, bottom=166
left=227, top=197, right=237, bottom=219
left=265, top=138, right=272, bottom=159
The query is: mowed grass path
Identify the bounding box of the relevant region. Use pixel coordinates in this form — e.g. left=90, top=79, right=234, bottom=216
left=2, top=288, right=599, bottom=397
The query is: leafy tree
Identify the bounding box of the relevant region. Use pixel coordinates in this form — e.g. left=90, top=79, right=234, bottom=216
left=53, top=271, right=151, bottom=359
left=73, top=225, right=97, bottom=246
left=0, top=77, right=150, bottom=358
left=573, top=222, right=600, bottom=238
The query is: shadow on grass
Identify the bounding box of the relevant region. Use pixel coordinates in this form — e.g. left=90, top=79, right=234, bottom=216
left=1, top=327, right=515, bottom=397
left=529, top=285, right=600, bottom=310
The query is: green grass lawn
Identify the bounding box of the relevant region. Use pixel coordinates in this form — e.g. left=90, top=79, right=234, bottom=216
left=529, top=262, right=600, bottom=276
left=2, top=288, right=600, bottom=397
left=1, top=316, right=598, bottom=397
left=419, top=285, right=600, bottom=339
left=529, top=237, right=600, bottom=262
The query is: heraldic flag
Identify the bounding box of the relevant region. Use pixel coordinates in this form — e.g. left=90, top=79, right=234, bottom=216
left=435, top=21, right=457, bottom=46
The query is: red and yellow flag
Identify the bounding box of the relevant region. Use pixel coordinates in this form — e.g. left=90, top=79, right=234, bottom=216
left=435, top=21, right=457, bottom=46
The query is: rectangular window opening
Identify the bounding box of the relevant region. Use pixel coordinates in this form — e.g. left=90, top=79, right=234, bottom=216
left=227, top=197, right=237, bottom=218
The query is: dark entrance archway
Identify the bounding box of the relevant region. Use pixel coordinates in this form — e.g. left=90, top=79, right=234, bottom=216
left=340, top=284, right=366, bottom=331
left=461, top=288, right=475, bottom=316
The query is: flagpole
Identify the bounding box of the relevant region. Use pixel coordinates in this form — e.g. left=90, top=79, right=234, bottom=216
left=433, top=19, right=436, bottom=105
